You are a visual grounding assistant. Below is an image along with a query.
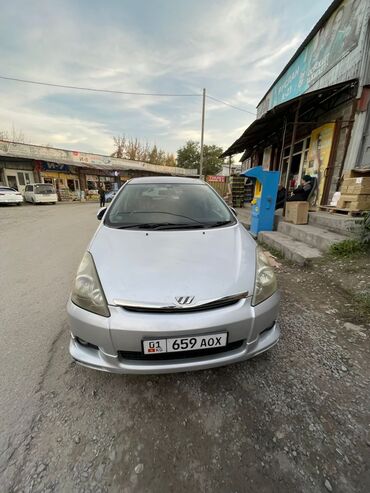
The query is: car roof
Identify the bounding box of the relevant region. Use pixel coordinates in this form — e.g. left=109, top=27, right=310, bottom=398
left=128, top=176, right=203, bottom=185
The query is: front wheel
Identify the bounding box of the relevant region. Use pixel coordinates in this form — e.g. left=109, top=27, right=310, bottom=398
left=17, top=203, right=22, bottom=206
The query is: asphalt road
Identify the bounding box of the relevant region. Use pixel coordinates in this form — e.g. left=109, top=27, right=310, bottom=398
left=0, top=203, right=369, bottom=493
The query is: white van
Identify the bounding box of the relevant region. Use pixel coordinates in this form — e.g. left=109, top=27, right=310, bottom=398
left=24, top=184, right=58, bottom=204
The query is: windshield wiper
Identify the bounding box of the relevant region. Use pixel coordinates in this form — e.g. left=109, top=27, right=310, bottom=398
left=116, top=222, right=205, bottom=230
left=152, top=223, right=207, bottom=230
left=116, top=223, right=164, bottom=230
left=205, top=220, right=234, bottom=228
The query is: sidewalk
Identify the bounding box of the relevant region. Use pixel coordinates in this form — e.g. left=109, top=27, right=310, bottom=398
left=236, top=205, right=251, bottom=228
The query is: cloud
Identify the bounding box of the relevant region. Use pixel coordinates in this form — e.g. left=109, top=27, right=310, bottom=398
left=0, top=0, right=332, bottom=155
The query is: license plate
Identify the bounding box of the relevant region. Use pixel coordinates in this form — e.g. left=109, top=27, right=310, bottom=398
left=142, top=333, right=228, bottom=355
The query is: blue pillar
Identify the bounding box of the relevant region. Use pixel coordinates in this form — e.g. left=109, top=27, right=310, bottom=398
left=241, top=166, right=280, bottom=235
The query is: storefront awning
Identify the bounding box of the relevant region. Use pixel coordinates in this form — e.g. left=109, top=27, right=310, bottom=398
left=0, top=140, right=198, bottom=177
left=222, top=80, right=357, bottom=158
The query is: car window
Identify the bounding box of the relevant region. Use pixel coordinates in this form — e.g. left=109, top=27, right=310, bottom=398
left=105, top=183, right=235, bottom=230
left=34, top=184, right=55, bottom=194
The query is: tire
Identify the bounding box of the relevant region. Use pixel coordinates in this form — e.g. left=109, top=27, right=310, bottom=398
left=17, top=203, right=22, bottom=206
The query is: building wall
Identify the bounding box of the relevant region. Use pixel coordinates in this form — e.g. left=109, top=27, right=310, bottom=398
left=315, top=99, right=355, bottom=201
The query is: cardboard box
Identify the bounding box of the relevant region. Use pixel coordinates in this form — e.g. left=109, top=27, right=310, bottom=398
left=337, top=194, right=370, bottom=210
left=285, top=201, right=309, bottom=224
left=341, top=177, right=370, bottom=195
left=343, top=170, right=370, bottom=179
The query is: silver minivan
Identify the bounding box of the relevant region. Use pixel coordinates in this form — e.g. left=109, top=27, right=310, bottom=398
left=67, top=177, right=280, bottom=374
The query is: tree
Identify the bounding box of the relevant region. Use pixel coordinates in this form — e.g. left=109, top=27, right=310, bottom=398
left=0, top=126, right=26, bottom=143
left=112, top=135, right=175, bottom=166
left=176, top=140, right=224, bottom=175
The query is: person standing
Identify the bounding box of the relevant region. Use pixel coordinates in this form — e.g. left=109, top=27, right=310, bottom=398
left=98, top=186, right=106, bottom=208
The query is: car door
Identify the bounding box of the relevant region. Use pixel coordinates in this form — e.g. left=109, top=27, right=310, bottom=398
left=24, top=185, right=32, bottom=202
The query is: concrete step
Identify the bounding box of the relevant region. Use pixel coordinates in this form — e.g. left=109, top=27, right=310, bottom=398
left=258, top=231, right=323, bottom=266
left=236, top=207, right=284, bottom=231
left=277, top=221, right=348, bottom=252
left=308, top=211, right=362, bottom=236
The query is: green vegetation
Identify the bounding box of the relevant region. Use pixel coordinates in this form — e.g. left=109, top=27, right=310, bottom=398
left=329, top=239, right=366, bottom=258
left=176, top=140, right=225, bottom=175
left=330, top=212, right=370, bottom=258
left=353, top=292, right=370, bottom=317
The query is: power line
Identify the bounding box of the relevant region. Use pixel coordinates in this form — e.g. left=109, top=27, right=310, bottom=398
left=207, top=94, right=256, bottom=115
left=0, top=74, right=257, bottom=114
left=0, top=75, right=200, bottom=97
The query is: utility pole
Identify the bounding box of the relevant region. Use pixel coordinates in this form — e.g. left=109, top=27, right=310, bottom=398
left=199, top=88, right=206, bottom=179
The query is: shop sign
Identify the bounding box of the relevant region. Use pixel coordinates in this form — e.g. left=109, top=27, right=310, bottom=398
left=42, top=162, right=70, bottom=172
left=208, top=176, right=226, bottom=183
left=257, top=0, right=365, bottom=117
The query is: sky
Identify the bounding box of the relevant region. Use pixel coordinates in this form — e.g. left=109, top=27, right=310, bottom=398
left=0, top=0, right=333, bottom=157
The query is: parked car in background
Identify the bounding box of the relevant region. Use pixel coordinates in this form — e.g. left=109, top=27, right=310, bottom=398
left=105, top=190, right=117, bottom=203
left=0, top=186, right=24, bottom=205
left=68, top=177, right=280, bottom=374
left=24, top=184, right=58, bottom=204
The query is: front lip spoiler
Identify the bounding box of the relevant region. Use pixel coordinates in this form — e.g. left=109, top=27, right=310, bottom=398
left=69, top=322, right=280, bottom=374
left=112, top=291, right=250, bottom=311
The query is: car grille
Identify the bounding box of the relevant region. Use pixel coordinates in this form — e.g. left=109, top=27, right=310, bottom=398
left=118, top=340, right=244, bottom=361
left=121, top=297, right=241, bottom=314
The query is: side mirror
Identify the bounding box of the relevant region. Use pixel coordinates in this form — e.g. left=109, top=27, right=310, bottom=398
left=230, top=207, right=237, bottom=216
left=97, top=207, right=107, bottom=220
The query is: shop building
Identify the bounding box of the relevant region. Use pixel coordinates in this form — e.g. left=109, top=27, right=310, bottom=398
left=0, top=157, right=36, bottom=193
left=0, top=140, right=197, bottom=199
left=223, top=0, right=370, bottom=207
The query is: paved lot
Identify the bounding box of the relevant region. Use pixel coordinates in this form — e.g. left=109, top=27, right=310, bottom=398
left=1, top=203, right=369, bottom=493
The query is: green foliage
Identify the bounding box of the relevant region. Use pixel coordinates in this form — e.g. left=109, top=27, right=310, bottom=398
left=353, top=292, right=370, bottom=316
left=329, top=239, right=366, bottom=258
left=176, top=141, right=199, bottom=169
left=176, top=140, right=224, bottom=176
left=329, top=213, right=370, bottom=257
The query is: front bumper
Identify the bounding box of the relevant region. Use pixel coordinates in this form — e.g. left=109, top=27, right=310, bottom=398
left=67, top=292, right=280, bottom=374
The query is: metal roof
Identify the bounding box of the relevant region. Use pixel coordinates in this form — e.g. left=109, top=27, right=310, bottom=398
left=0, top=140, right=198, bottom=176
left=222, top=80, right=356, bottom=157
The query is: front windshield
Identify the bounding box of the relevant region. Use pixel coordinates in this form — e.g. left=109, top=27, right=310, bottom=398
left=35, top=184, right=55, bottom=194
left=105, top=182, right=236, bottom=230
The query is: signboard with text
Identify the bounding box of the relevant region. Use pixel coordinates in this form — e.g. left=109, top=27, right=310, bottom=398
left=207, top=175, right=227, bottom=183
left=257, top=0, right=365, bottom=117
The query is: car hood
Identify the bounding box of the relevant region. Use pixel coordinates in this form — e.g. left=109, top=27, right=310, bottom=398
left=89, top=223, right=257, bottom=306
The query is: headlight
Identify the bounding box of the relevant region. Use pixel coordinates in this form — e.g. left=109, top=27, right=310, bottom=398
left=71, top=252, right=110, bottom=317
left=252, top=247, right=277, bottom=306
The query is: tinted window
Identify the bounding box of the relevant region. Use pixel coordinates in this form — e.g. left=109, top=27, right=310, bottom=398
left=105, top=183, right=235, bottom=230
left=34, top=184, right=55, bottom=194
